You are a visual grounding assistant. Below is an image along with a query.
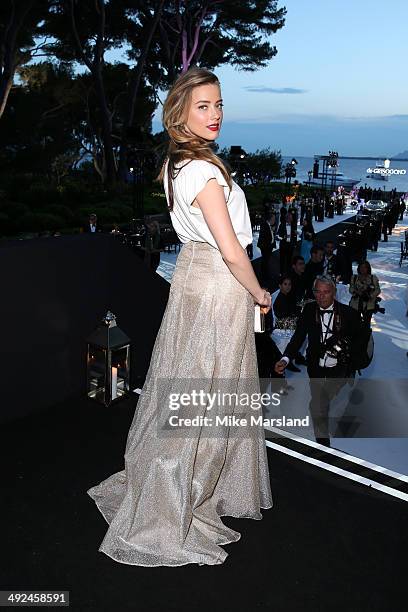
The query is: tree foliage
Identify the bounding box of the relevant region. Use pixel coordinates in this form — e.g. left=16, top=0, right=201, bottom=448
left=1, top=0, right=287, bottom=189
left=0, top=0, right=50, bottom=118
left=220, top=146, right=282, bottom=186
left=153, top=0, right=286, bottom=83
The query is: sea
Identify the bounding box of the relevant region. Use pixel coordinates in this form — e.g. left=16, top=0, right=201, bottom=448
left=281, top=156, right=408, bottom=194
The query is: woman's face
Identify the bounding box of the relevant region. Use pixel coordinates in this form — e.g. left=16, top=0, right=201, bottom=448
left=280, top=279, right=292, bottom=295
left=360, top=264, right=369, bottom=275
left=186, top=82, right=223, bottom=141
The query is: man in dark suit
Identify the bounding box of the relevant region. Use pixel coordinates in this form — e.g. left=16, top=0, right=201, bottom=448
left=278, top=211, right=297, bottom=273
left=289, top=255, right=306, bottom=305
left=274, top=275, right=365, bottom=446
left=303, top=245, right=324, bottom=298
left=82, top=213, right=100, bottom=233
left=335, top=241, right=353, bottom=284
left=322, top=240, right=338, bottom=278
left=257, top=212, right=275, bottom=289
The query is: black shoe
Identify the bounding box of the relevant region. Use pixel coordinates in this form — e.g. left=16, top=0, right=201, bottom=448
left=295, top=354, right=307, bottom=366
left=286, top=361, right=301, bottom=373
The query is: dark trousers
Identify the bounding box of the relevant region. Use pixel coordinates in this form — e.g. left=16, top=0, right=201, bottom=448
left=279, top=240, right=294, bottom=274
left=145, top=251, right=160, bottom=272
left=369, top=237, right=378, bottom=251
left=307, top=364, right=351, bottom=440
left=260, top=247, right=274, bottom=289
left=255, top=333, right=284, bottom=394
left=360, top=308, right=373, bottom=328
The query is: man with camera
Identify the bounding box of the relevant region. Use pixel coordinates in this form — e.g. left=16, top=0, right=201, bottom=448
left=349, top=261, right=382, bottom=328
left=274, top=275, right=365, bottom=446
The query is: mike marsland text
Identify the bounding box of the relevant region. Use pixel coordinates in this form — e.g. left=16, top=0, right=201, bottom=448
left=167, top=415, right=310, bottom=427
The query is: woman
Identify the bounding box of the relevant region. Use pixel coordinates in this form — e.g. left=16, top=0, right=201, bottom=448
left=349, top=260, right=381, bottom=327
left=87, top=68, right=273, bottom=566
left=299, top=218, right=315, bottom=263
left=272, top=275, right=300, bottom=372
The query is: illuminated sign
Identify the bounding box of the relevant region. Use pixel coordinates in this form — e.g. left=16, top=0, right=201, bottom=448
left=366, top=167, right=406, bottom=175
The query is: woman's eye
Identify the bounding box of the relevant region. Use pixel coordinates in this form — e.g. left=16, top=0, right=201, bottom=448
left=198, top=103, right=223, bottom=110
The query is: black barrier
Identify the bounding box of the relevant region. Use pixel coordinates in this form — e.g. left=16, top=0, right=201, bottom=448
left=0, top=234, right=170, bottom=424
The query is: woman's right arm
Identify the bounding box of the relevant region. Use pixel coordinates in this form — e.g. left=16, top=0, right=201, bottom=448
left=195, top=178, right=269, bottom=308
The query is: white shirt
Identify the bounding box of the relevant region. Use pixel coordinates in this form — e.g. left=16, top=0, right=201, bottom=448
left=323, top=253, right=336, bottom=274
left=163, top=159, right=253, bottom=250
left=90, top=224, right=96, bottom=233
left=266, top=219, right=274, bottom=239
left=318, top=303, right=337, bottom=367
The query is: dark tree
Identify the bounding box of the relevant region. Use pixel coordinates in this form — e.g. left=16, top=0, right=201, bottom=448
left=156, top=0, right=286, bottom=83
left=0, top=0, right=49, bottom=118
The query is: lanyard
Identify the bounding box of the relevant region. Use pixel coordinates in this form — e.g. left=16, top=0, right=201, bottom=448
left=320, top=311, right=334, bottom=345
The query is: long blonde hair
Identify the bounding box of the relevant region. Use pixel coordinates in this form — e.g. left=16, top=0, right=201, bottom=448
left=157, top=67, right=232, bottom=211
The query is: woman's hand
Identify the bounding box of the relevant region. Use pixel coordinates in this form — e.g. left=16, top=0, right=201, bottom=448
left=255, top=288, right=272, bottom=314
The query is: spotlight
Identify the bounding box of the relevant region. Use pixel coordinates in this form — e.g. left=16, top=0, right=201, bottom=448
left=327, top=151, right=339, bottom=168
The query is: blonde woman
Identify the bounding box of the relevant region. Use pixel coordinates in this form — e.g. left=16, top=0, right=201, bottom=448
left=87, top=68, right=273, bottom=567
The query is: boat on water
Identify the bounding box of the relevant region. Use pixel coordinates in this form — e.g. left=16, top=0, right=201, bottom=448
left=366, top=160, right=389, bottom=181
left=306, top=170, right=360, bottom=190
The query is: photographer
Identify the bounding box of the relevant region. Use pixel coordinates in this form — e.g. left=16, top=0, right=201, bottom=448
left=274, top=275, right=365, bottom=446
left=349, top=260, right=382, bottom=327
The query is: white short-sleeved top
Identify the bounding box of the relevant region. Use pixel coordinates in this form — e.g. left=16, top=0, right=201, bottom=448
left=163, top=158, right=253, bottom=250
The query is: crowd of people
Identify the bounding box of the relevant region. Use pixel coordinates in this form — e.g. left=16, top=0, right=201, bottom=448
left=256, top=193, right=349, bottom=287
left=81, top=213, right=164, bottom=272
left=254, top=191, right=407, bottom=446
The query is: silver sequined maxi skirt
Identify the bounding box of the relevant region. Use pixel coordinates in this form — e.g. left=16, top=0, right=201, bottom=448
left=87, top=241, right=273, bottom=566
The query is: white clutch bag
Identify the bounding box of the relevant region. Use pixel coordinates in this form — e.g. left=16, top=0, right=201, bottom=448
left=254, top=305, right=265, bottom=333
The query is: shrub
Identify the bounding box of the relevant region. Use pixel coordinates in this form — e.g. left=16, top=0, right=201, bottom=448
left=0, top=212, right=10, bottom=235
left=24, top=183, right=61, bottom=207
left=19, top=212, right=65, bottom=232
left=44, top=204, right=74, bottom=222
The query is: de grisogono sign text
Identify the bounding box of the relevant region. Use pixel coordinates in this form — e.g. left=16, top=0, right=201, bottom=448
left=366, top=167, right=407, bottom=175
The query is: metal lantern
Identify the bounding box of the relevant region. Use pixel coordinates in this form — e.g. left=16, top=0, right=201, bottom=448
left=86, top=311, right=131, bottom=405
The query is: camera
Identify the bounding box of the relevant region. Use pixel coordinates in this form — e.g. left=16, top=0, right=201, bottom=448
left=373, top=296, right=385, bottom=315
left=320, top=335, right=352, bottom=364
left=360, top=284, right=375, bottom=302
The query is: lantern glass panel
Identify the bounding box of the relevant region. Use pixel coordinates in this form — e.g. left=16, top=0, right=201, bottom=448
left=111, top=346, right=130, bottom=399
left=87, top=347, right=107, bottom=402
